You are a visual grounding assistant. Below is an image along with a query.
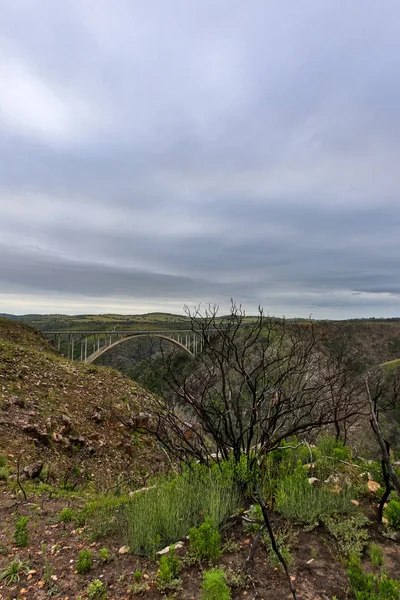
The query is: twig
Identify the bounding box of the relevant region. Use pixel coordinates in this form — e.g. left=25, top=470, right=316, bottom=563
left=256, top=486, right=297, bottom=600
left=160, top=446, right=179, bottom=474
left=378, top=440, right=393, bottom=524
left=366, top=378, right=400, bottom=494
left=244, top=524, right=265, bottom=570
left=16, top=455, right=27, bottom=502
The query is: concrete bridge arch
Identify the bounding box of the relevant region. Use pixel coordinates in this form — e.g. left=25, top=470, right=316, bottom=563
left=43, top=329, right=203, bottom=362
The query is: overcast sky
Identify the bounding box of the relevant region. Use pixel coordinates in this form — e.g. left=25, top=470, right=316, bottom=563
left=1, top=1, right=399, bottom=318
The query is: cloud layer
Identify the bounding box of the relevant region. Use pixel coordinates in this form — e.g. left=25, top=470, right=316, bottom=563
left=1, top=0, right=399, bottom=317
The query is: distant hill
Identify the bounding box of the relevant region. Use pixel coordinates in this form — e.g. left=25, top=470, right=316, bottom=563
left=1, top=312, right=191, bottom=332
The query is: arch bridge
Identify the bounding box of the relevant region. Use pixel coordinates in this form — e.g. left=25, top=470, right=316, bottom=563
left=43, top=329, right=203, bottom=363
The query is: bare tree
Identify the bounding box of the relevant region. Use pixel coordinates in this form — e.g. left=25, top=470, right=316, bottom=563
left=365, top=368, right=400, bottom=521
left=139, top=302, right=369, bottom=600
left=143, top=302, right=365, bottom=470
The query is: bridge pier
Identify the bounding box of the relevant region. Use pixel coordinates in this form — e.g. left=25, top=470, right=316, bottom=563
left=43, top=329, right=208, bottom=364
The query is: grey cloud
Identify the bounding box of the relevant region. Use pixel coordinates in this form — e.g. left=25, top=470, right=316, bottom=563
left=0, top=1, right=400, bottom=317
left=0, top=245, right=230, bottom=300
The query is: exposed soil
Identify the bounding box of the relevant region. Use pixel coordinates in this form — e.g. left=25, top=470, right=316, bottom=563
left=0, top=486, right=399, bottom=600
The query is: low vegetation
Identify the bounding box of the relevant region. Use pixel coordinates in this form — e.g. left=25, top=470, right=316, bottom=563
left=84, top=463, right=240, bottom=555
left=347, top=554, right=400, bottom=599
left=0, top=312, right=399, bottom=599
left=156, top=546, right=182, bottom=593
left=200, top=568, right=231, bottom=600
left=76, top=549, right=93, bottom=574
left=189, top=517, right=221, bottom=561
left=384, top=497, right=400, bottom=529
left=13, top=516, right=29, bottom=548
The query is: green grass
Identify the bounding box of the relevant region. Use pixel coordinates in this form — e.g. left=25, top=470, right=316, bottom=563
left=368, top=543, right=385, bottom=568
left=0, top=466, right=10, bottom=482
left=275, top=465, right=355, bottom=526
left=380, top=358, right=400, bottom=373
left=347, top=554, right=400, bottom=599
left=0, top=558, right=30, bottom=586
left=84, top=463, right=241, bottom=555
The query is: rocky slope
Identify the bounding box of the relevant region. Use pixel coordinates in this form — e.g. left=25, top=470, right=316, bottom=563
left=0, top=319, right=164, bottom=491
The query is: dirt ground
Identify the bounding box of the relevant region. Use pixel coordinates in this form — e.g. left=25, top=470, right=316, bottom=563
left=1, top=486, right=399, bottom=600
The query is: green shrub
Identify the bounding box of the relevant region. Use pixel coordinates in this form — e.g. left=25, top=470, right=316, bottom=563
left=87, top=579, right=107, bottom=599
left=0, top=466, right=9, bottom=482
left=201, top=568, right=231, bottom=600
left=347, top=554, right=400, bottom=599
left=384, top=498, right=400, bottom=529
left=0, top=558, right=29, bottom=585
left=76, top=549, right=93, bottom=574
left=189, top=517, right=221, bottom=561
left=130, top=581, right=148, bottom=594
left=316, top=435, right=352, bottom=463
left=324, top=514, right=370, bottom=558
left=85, top=462, right=241, bottom=555
left=275, top=465, right=354, bottom=525
left=368, top=543, right=385, bottom=568
left=98, top=547, right=111, bottom=563
left=14, top=516, right=29, bottom=547
left=58, top=507, right=74, bottom=523
left=156, top=546, right=181, bottom=593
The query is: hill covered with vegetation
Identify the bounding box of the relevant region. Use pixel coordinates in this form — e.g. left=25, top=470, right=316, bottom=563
left=0, top=314, right=399, bottom=600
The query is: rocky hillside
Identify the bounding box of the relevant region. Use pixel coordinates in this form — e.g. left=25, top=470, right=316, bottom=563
left=318, top=320, right=400, bottom=368
left=0, top=318, right=164, bottom=491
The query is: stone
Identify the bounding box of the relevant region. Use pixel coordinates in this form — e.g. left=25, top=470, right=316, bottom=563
left=367, top=480, right=381, bottom=493
left=61, top=414, right=72, bottom=427
left=12, top=396, right=26, bottom=408
left=23, top=424, right=50, bottom=446
left=52, top=432, right=71, bottom=448
left=156, top=541, right=184, bottom=556
left=132, top=413, right=150, bottom=429
left=68, top=434, right=85, bottom=447
left=91, top=411, right=104, bottom=423
left=23, top=462, right=43, bottom=479
left=118, top=545, right=130, bottom=554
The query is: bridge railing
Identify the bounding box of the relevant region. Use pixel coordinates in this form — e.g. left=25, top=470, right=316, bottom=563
left=43, top=329, right=206, bottom=362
